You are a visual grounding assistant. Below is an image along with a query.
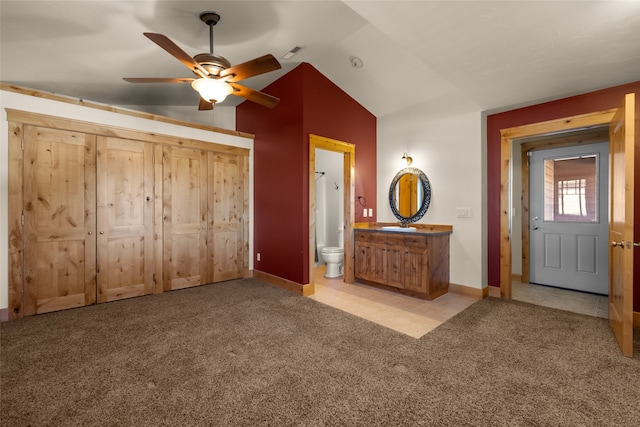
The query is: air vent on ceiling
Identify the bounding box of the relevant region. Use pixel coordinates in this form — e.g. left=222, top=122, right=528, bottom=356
left=281, top=46, right=303, bottom=60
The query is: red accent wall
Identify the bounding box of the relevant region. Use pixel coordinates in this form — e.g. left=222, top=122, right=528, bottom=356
left=236, top=63, right=376, bottom=285
left=486, top=81, right=640, bottom=310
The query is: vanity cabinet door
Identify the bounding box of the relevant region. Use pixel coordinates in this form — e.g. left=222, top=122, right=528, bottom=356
left=369, top=242, right=388, bottom=284
left=355, top=240, right=373, bottom=281
left=355, top=232, right=387, bottom=284
left=386, top=244, right=405, bottom=288
left=403, top=245, right=428, bottom=293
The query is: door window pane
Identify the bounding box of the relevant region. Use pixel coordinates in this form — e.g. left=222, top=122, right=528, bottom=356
left=543, top=154, right=598, bottom=222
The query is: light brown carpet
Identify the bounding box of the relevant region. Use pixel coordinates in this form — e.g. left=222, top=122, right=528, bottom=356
left=1, top=278, right=639, bottom=426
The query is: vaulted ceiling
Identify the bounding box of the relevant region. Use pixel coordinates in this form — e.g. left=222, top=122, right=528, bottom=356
left=2, top=1, right=639, bottom=118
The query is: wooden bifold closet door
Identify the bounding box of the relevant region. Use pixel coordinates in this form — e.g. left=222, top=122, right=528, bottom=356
left=162, top=146, right=244, bottom=291
left=22, top=127, right=155, bottom=314
left=208, top=152, right=244, bottom=282
left=23, top=126, right=97, bottom=315
left=96, top=136, right=154, bottom=302
left=14, top=115, right=248, bottom=318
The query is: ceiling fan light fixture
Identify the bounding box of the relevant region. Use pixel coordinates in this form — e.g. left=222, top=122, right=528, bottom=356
left=192, top=78, right=233, bottom=104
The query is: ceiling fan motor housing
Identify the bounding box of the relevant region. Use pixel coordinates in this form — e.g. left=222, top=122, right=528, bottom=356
left=194, top=53, right=231, bottom=76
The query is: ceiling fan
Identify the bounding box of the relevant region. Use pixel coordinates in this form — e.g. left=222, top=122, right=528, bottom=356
left=124, top=11, right=281, bottom=110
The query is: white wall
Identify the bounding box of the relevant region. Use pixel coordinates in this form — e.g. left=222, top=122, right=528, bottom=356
left=122, top=105, right=236, bottom=130
left=0, top=90, right=253, bottom=310
left=315, top=149, right=344, bottom=248
left=377, top=108, right=485, bottom=289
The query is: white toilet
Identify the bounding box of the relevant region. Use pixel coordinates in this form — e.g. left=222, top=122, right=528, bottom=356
left=321, top=227, right=344, bottom=278
left=321, top=247, right=344, bottom=278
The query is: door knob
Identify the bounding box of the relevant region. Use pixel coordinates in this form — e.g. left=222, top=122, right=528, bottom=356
left=611, top=240, right=624, bottom=247
left=532, top=225, right=538, bottom=230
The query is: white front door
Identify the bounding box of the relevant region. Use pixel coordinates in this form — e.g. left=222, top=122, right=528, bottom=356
left=529, top=142, right=609, bottom=294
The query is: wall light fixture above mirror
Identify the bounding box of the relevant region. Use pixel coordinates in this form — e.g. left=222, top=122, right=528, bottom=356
left=401, top=152, right=413, bottom=166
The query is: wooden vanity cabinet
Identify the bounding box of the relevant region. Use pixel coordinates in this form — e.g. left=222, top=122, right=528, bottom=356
left=354, top=229, right=450, bottom=300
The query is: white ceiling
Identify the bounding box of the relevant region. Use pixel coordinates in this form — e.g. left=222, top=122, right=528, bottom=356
left=1, top=1, right=639, bottom=118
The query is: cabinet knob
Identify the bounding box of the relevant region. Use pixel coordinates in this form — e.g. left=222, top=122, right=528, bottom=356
left=88, top=231, right=93, bottom=235
left=99, top=231, right=104, bottom=235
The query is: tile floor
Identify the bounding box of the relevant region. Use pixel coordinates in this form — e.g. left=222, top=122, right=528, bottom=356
left=308, top=266, right=480, bottom=338
left=308, top=266, right=608, bottom=339
left=512, top=278, right=608, bottom=319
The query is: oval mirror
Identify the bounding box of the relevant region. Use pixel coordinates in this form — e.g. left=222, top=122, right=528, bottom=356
left=389, top=167, right=431, bottom=224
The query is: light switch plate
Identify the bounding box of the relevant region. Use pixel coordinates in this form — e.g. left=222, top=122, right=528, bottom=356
left=456, top=208, right=471, bottom=218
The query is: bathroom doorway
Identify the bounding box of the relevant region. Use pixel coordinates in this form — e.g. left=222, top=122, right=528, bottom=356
left=308, top=134, right=355, bottom=290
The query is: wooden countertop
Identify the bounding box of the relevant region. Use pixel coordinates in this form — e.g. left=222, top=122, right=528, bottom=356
left=353, top=223, right=453, bottom=236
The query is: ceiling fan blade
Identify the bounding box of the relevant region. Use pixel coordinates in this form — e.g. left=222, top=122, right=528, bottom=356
left=198, top=97, right=214, bottom=111
left=123, top=77, right=194, bottom=84
left=144, top=32, right=209, bottom=78
left=219, top=54, right=281, bottom=83
left=229, top=83, right=279, bottom=108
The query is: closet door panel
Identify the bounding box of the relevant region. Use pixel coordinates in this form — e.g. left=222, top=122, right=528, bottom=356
left=96, top=137, right=154, bottom=302
left=23, top=126, right=97, bottom=315
left=163, top=146, right=208, bottom=290
left=208, top=153, right=243, bottom=282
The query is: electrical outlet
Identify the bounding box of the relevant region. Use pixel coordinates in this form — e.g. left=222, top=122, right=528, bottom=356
left=363, top=208, right=368, bottom=218
left=257, top=253, right=261, bottom=262
left=368, top=208, right=373, bottom=217
left=456, top=208, right=471, bottom=218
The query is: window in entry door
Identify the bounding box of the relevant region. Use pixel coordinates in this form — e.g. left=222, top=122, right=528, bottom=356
left=543, top=154, right=598, bottom=223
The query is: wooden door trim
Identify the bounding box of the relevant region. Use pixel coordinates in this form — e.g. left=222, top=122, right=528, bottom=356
left=1, top=83, right=254, bottom=140
left=309, top=134, right=356, bottom=293
left=500, top=109, right=616, bottom=298
left=5, top=109, right=250, bottom=157
left=7, top=122, right=24, bottom=319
